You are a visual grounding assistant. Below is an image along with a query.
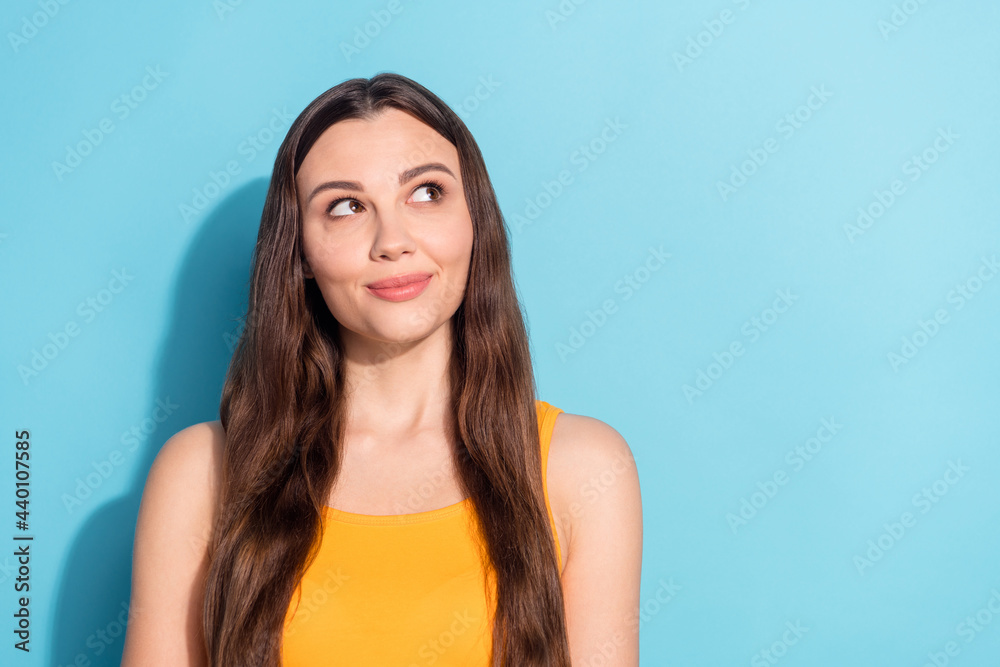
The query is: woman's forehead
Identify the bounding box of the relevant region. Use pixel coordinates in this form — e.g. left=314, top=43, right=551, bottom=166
left=296, top=112, right=459, bottom=197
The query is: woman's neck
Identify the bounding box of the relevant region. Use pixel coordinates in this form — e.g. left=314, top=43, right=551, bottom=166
left=339, top=321, right=455, bottom=442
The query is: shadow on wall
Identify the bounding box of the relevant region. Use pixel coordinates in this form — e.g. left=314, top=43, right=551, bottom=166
left=48, top=179, right=269, bottom=667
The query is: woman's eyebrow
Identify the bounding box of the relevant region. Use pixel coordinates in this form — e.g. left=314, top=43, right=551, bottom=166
left=306, top=162, right=456, bottom=205
left=398, top=162, right=456, bottom=185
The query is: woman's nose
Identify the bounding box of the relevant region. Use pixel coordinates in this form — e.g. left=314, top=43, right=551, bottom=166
left=370, top=207, right=417, bottom=260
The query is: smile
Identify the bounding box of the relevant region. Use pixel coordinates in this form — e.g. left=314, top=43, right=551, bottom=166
left=365, top=273, right=433, bottom=302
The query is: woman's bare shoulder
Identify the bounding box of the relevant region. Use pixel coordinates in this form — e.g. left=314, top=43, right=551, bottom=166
left=141, top=420, right=226, bottom=548
left=545, top=411, right=641, bottom=555
left=121, top=420, right=226, bottom=666
left=149, top=421, right=225, bottom=486
left=544, top=410, right=643, bottom=664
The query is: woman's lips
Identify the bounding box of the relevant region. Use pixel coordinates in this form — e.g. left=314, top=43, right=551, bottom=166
left=365, top=273, right=432, bottom=302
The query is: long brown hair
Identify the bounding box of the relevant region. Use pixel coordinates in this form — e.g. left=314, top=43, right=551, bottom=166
left=202, top=72, right=570, bottom=665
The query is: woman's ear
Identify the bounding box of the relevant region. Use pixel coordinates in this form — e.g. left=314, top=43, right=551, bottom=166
left=301, top=257, right=314, bottom=279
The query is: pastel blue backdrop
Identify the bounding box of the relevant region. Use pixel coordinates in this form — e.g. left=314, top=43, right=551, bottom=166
left=2, top=1, right=998, bottom=665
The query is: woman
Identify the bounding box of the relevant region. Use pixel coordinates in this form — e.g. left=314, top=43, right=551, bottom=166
left=121, top=72, right=642, bottom=666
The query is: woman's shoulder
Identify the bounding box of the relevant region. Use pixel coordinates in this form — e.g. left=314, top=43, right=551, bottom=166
left=546, top=409, right=637, bottom=489
left=545, top=408, right=641, bottom=557
left=122, top=421, right=226, bottom=665
left=147, top=421, right=225, bottom=500
left=138, top=420, right=226, bottom=551
left=153, top=420, right=226, bottom=469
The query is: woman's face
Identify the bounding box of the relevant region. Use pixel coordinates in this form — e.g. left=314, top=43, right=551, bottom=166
left=295, top=108, right=473, bottom=348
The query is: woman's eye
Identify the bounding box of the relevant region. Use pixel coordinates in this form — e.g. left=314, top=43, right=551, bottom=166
left=411, top=185, right=443, bottom=203
left=329, top=199, right=364, bottom=216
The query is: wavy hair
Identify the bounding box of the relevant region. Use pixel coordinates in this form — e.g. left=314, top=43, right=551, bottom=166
left=202, top=72, right=570, bottom=666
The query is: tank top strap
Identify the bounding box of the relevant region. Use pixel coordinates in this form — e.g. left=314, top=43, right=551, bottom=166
left=535, top=400, right=564, bottom=574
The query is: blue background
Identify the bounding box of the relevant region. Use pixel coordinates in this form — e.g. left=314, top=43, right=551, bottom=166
left=2, top=0, right=999, bottom=665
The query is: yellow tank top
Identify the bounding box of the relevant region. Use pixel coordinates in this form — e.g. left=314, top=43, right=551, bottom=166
left=280, top=400, right=564, bottom=666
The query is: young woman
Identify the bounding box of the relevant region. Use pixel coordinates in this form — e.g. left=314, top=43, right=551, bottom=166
left=120, top=72, right=642, bottom=666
